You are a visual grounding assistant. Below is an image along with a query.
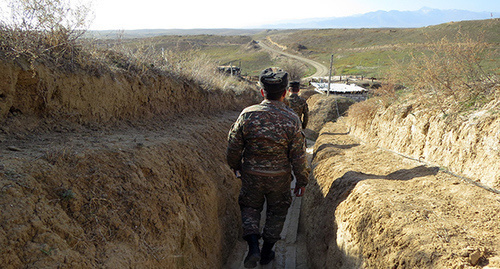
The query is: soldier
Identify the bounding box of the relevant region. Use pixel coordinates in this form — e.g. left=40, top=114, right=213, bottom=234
left=226, top=68, right=310, bottom=268
left=284, top=81, right=309, bottom=129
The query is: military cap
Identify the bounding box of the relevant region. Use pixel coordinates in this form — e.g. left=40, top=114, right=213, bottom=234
left=289, top=81, right=300, bottom=89
left=259, top=68, right=289, bottom=93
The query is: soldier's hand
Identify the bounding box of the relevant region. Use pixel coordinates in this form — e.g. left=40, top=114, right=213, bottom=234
left=294, top=186, right=305, bottom=197
left=234, top=170, right=241, bottom=178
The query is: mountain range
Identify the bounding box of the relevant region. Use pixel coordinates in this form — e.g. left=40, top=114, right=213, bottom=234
left=260, top=7, right=498, bottom=29
left=87, top=8, right=499, bottom=39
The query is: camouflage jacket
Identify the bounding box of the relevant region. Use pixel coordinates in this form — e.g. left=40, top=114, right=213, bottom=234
left=284, top=93, right=309, bottom=129
left=226, top=100, right=310, bottom=187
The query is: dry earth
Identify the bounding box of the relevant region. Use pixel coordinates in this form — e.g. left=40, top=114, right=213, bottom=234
left=0, top=58, right=264, bottom=268
left=0, top=112, right=248, bottom=268
left=2, top=56, right=499, bottom=269
left=303, top=120, right=500, bottom=269
left=345, top=100, right=500, bottom=191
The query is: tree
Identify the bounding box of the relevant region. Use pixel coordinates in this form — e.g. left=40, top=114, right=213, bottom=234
left=0, top=0, right=93, bottom=59
left=279, top=58, right=307, bottom=81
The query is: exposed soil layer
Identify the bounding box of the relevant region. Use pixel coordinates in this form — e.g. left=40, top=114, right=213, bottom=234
left=1, top=112, right=246, bottom=268
left=304, top=93, right=355, bottom=140
left=345, top=100, right=500, bottom=191
left=303, top=120, right=500, bottom=268
left=0, top=60, right=257, bottom=124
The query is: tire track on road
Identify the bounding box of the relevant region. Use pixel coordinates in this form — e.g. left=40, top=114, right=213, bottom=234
left=257, top=40, right=329, bottom=78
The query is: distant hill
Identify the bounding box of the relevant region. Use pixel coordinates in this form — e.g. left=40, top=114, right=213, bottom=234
left=85, top=8, right=499, bottom=39
left=261, top=7, right=499, bottom=29
left=85, top=29, right=265, bottom=39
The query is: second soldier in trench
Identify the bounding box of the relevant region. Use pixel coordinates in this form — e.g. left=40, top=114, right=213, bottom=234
left=284, top=80, right=308, bottom=130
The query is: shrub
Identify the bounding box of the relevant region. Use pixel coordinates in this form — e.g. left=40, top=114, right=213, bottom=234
left=279, top=58, right=307, bottom=81
left=388, top=32, right=499, bottom=113
left=0, top=0, right=93, bottom=64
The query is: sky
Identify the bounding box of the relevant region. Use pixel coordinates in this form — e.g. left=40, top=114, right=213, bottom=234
left=89, top=0, right=500, bottom=30
left=1, top=0, right=499, bottom=30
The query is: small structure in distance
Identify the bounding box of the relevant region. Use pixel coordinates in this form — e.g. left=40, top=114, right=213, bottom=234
left=311, top=82, right=367, bottom=94
left=218, top=66, right=241, bottom=76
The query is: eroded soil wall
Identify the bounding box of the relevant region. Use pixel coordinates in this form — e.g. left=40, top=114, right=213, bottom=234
left=1, top=114, right=243, bottom=268
left=0, top=60, right=256, bottom=124
left=0, top=59, right=260, bottom=268
left=345, top=100, right=500, bottom=190
left=302, top=121, right=500, bottom=269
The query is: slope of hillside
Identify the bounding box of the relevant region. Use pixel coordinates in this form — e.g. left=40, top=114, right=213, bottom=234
left=264, top=19, right=500, bottom=76
left=0, top=53, right=261, bottom=267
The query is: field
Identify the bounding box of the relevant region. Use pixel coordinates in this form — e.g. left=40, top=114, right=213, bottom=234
left=97, top=19, right=500, bottom=77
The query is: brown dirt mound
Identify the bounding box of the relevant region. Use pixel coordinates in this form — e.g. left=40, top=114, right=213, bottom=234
left=0, top=60, right=259, bottom=124
left=304, top=94, right=355, bottom=140
left=302, top=121, right=500, bottom=268
left=0, top=112, right=244, bottom=268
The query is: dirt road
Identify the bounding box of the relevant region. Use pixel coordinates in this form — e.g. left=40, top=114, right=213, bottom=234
left=257, top=40, right=329, bottom=78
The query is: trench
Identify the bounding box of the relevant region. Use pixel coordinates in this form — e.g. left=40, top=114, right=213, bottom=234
left=223, top=114, right=500, bottom=268
left=2, top=101, right=500, bottom=268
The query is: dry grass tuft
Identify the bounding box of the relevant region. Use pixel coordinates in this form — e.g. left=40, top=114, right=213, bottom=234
left=278, top=58, right=307, bottom=81
left=350, top=31, right=500, bottom=123
left=43, top=147, right=75, bottom=165
left=388, top=31, right=499, bottom=114
left=0, top=0, right=252, bottom=97
left=0, top=0, right=92, bottom=68
left=347, top=98, right=380, bottom=128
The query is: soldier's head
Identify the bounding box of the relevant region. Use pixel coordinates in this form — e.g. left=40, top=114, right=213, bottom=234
left=259, top=68, right=288, bottom=101
left=288, top=81, right=300, bottom=93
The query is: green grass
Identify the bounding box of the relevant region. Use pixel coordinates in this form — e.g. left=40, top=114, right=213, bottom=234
left=98, top=19, right=500, bottom=78
left=264, top=19, right=500, bottom=76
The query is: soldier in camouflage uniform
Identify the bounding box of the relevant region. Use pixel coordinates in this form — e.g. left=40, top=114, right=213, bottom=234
left=284, top=81, right=309, bottom=129
left=226, top=68, right=310, bottom=268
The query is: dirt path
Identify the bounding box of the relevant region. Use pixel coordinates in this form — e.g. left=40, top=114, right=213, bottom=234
left=257, top=40, right=329, bottom=78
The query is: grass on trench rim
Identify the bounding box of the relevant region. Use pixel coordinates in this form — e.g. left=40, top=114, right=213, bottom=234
left=0, top=0, right=252, bottom=95
left=347, top=31, right=499, bottom=124
left=382, top=32, right=498, bottom=115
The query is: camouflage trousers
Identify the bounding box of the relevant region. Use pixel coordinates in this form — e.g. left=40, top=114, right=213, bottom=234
left=239, top=172, right=292, bottom=243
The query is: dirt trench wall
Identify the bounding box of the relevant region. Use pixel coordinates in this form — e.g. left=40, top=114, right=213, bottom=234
left=302, top=121, right=500, bottom=269
left=0, top=58, right=260, bottom=268
left=0, top=60, right=257, bottom=124
left=344, top=100, right=500, bottom=191
left=0, top=113, right=243, bottom=268
left=304, top=94, right=355, bottom=140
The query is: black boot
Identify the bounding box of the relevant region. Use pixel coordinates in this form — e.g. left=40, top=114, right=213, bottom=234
left=243, top=234, right=261, bottom=268
left=259, top=241, right=275, bottom=265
